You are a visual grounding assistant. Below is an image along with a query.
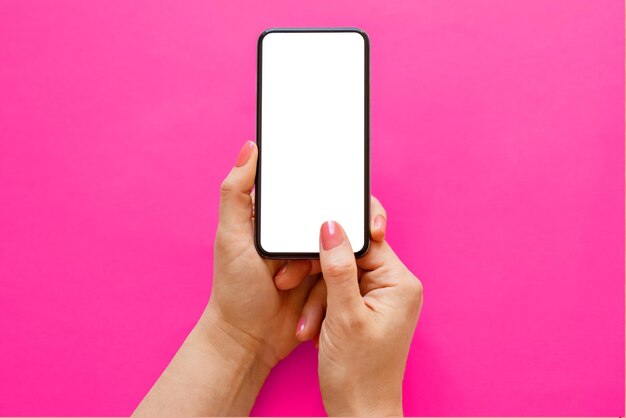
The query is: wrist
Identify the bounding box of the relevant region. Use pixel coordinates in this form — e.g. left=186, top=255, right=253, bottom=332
left=180, top=307, right=273, bottom=415
left=351, top=401, right=403, bottom=417
left=324, top=383, right=403, bottom=417
left=133, top=308, right=273, bottom=417
left=196, top=306, right=274, bottom=376
left=330, top=401, right=403, bottom=417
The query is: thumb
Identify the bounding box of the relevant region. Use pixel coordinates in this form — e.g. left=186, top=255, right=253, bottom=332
left=319, top=221, right=364, bottom=313
left=218, top=140, right=257, bottom=232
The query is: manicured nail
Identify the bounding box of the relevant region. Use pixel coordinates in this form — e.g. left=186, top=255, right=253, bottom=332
left=320, top=220, right=343, bottom=250
left=275, top=263, right=287, bottom=280
left=235, top=141, right=254, bottom=167
left=374, top=215, right=386, bottom=233
left=296, top=316, right=306, bottom=335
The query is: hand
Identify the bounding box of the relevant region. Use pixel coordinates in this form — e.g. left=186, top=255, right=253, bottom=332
left=205, top=140, right=386, bottom=367
left=296, top=205, right=424, bottom=416
left=134, top=139, right=396, bottom=416
left=203, top=140, right=319, bottom=368
left=134, top=140, right=320, bottom=416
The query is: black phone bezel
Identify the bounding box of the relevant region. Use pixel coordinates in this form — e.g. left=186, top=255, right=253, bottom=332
left=254, top=27, right=371, bottom=260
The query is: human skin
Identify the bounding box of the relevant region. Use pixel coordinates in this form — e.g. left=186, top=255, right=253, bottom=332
left=293, top=221, right=424, bottom=416
left=133, top=140, right=390, bottom=416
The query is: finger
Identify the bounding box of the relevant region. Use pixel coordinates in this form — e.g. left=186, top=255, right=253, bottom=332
left=309, top=260, right=321, bottom=275
left=356, top=239, right=399, bottom=272
left=250, top=193, right=256, bottom=236
left=359, top=271, right=377, bottom=296
left=218, top=141, right=257, bottom=233
left=250, top=191, right=255, bottom=220
left=288, top=272, right=321, bottom=306
left=359, top=268, right=398, bottom=296
left=274, top=260, right=313, bottom=290
left=370, top=195, right=387, bottom=242
left=262, top=258, right=285, bottom=276
left=319, top=221, right=364, bottom=313
left=296, top=279, right=327, bottom=341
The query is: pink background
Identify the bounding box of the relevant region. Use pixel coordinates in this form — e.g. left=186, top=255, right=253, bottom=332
left=0, top=0, right=623, bottom=415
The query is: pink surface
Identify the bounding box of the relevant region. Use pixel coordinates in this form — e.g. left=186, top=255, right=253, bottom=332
left=0, top=0, right=623, bottom=415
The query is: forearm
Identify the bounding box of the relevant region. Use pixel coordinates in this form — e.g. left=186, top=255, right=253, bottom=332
left=323, top=382, right=403, bottom=417
left=133, top=312, right=270, bottom=416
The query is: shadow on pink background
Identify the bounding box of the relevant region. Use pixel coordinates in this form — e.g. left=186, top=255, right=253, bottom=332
left=0, top=0, right=624, bottom=415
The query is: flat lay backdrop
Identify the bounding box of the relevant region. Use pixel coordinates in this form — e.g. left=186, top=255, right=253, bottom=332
left=0, top=0, right=624, bottom=415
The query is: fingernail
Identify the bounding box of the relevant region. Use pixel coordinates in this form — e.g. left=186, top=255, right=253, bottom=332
left=374, top=215, right=386, bottom=233
left=296, top=316, right=306, bottom=335
left=235, top=141, right=254, bottom=167
left=320, top=220, right=343, bottom=250
left=275, top=263, right=287, bottom=280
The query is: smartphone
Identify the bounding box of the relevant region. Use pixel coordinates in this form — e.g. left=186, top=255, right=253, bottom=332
left=255, top=28, right=370, bottom=259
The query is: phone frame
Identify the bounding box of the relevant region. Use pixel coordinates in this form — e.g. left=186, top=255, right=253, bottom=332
left=254, top=27, right=370, bottom=259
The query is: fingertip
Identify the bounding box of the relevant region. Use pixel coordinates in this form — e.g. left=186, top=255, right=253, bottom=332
left=273, top=263, right=289, bottom=289
left=295, top=316, right=310, bottom=341
left=371, top=215, right=386, bottom=242
left=370, top=196, right=387, bottom=242
left=318, top=221, right=362, bottom=311
left=320, top=220, right=344, bottom=251
left=295, top=313, right=321, bottom=342
left=220, top=141, right=257, bottom=202
left=273, top=260, right=312, bottom=290
left=297, top=282, right=326, bottom=341
left=234, top=140, right=256, bottom=168
left=371, top=230, right=384, bottom=242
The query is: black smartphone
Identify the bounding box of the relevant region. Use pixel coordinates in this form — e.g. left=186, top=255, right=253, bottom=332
left=255, top=28, right=370, bottom=259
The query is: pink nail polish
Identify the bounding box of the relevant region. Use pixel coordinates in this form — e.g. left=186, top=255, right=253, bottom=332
left=320, top=220, right=343, bottom=250
left=374, top=215, right=386, bottom=233
left=296, top=317, right=306, bottom=335
left=275, top=263, right=287, bottom=279
left=235, top=141, right=254, bottom=167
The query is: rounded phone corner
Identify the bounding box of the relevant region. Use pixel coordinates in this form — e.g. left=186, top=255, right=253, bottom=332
left=350, top=28, right=370, bottom=46
left=354, top=236, right=371, bottom=259
left=258, top=28, right=278, bottom=46
left=254, top=234, right=273, bottom=259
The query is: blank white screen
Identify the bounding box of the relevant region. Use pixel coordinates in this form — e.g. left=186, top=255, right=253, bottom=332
left=259, top=31, right=366, bottom=254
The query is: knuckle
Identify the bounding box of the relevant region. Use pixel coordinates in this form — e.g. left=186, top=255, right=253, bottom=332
left=325, top=261, right=354, bottom=281
left=343, top=310, right=367, bottom=331
left=220, top=176, right=235, bottom=195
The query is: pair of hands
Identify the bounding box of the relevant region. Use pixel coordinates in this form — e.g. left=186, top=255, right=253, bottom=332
left=208, top=141, right=423, bottom=415
left=134, top=140, right=423, bottom=417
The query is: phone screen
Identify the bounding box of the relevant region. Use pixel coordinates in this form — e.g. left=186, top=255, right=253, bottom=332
left=256, top=29, right=369, bottom=257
